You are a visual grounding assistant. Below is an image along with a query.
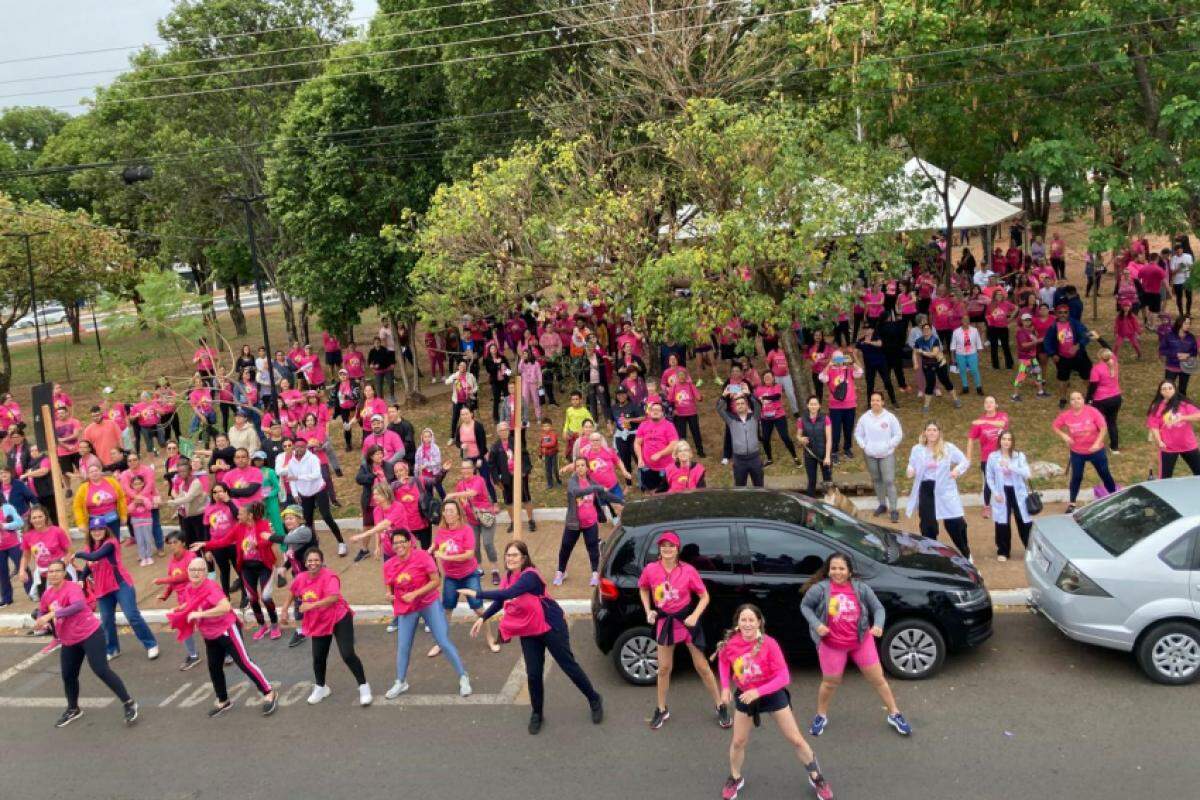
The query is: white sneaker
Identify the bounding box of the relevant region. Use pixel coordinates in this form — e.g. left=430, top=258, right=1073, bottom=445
left=307, top=685, right=332, bottom=705
left=359, top=684, right=373, bottom=706
left=459, top=674, right=472, bottom=697
left=385, top=681, right=409, bottom=699
left=386, top=622, right=398, bottom=633
left=721, top=458, right=729, bottom=466
left=611, top=515, right=620, bottom=527
left=146, top=646, right=159, bottom=660
left=997, top=555, right=1008, bottom=562
left=337, top=542, right=348, bottom=557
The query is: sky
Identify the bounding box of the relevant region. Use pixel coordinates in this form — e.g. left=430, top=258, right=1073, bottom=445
left=0, top=0, right=378, bottom=114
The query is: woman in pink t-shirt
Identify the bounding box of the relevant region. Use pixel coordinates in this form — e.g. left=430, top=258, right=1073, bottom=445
left=34, top=560, right=139, bottom=728
left=1086, top=348, right=1123, bottom=453
left=432, top=500, right=499, bottom=655
left=1147, top=380, right=1200, bottom=478
left=800, top=553, right=907, bottom=740
left=1052, top=391, right=1118, bottom=511
left=665, top=441, right=706, bottom=493
left=818, top=350, right=864, bottom=461
left=637, top=530, right=728, bottom=730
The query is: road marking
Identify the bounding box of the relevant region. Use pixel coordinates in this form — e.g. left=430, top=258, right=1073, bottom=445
left=160, top=682, right=191, bottom=707
left=0, top=636, right=41, bottom=644
left=180, top=682, right=215, bottom=708
left=499, top=659, right=526, bottom=704
left=0, top=697, right=113, bottom=708
left=280, top=682, right=311, bottom=706
left=0, top=650, right=50, bottom=685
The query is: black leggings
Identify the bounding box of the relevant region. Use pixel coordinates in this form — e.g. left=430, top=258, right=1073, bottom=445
left=519, top=622, right=600, bottom=717
left=672, top=415, right=705, bottom=455
left=1160, top=448, right=1200, bottom=479
left=312, top=612, right=367, bottom=687
left=180, top=515, right=206, bottom=547
left=803, top=453, right=831, bottom=496
left=884, top=351, right=908, bottom=389
left=988, top=327, right=1013, bottom=370
left=1091, top=395, right=1122, bottom=451
left=918, top=480, right=970, bottom=556
left=759, top=418, right=797, bottom=461
left=334, top=406, right=354, bottom=448
left=864, top=363, right=897, bottom=405
left=209, top=545, right=238, bottom=599
left=204, top=626, right=272, bottom=703
left=558, top=524, right=600, bottom=573
left=61, top=629, right=131, bottom=710
left=301, top=489, right=343, bottom=543
left=993, top=485, right=1032, bottom=557
left=241, top=561, right=278, bottom=625
left=1167, top=370, right=1192, bottom=397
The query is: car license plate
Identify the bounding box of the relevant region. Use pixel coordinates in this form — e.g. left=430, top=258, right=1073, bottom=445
left=1034, top=546, right=1051, bottom=575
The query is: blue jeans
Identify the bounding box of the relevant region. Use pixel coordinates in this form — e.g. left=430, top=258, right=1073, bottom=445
left=955, top=353, right=982, bottom=391
left=0, top=545, right=19, bottom=605
left=97, top=581, right=158, bottom=656
left=442, top=572, right=483, bottom=611
left=1068, top=450, right=1117, bottom=503
left=395, top=602, right=465, bottom=683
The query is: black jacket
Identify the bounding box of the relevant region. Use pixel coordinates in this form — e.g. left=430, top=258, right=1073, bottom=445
left=355, top=459, right=396, bottom=509
left=487, top=436, right=532, bottom=483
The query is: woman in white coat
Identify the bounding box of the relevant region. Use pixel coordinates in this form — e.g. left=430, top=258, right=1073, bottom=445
left=905, top=421, right=971, bottom=559
left=984, top=430, right=1032, bottom=562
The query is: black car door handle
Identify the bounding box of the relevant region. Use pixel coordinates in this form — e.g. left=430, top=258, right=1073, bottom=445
left=749, top=589, right=771, bottom=598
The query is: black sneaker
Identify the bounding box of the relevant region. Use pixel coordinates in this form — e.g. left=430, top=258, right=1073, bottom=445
left=353, top=548, right=371, bottom=563
left=207, top=701, right=232, bottom=718
left=261, top=691, right=278, bottom=716
left=55, top=707, right=83, bottom=728
left=123, top=699, right=139, bottom=726
left=288, top=630, right=306, bottom=648
left=528, top=712, right=543, bottom=735
left=180, top=654, right=201, bottom=671
left=589, top=694, right=604, bottom=724
left=976, top=387, right=984, bottom=396
left=491, top=570, right=500, bottom=586
left=717, top=703, right=733, bottom=729
left=649, top=706, right=670, bottom=729
left=528, top=519, right=537, bottom=532
left=872, top=504, right=887, bottom=517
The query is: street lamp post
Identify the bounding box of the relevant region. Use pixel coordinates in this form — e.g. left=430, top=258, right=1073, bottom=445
left=227, top=194, right=278, bottom=409
left=2, top=230, right=48, bottom=383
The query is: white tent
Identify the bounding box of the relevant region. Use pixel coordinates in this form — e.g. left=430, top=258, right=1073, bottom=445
left=875, top=158, right=1023, bottom=232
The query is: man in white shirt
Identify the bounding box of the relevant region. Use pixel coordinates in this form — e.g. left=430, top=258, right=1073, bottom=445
left=972, top=265, right=996, bottom=289
left=950, top=317, right=985, bottom=395
left=1171, top=243, right=1193, bottom=317
left=853, top=392, right=903, bottom=521
left=282, top=438, right=345, bottom=555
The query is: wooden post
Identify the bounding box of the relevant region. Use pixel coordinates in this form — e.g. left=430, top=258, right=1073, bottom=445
left=512, top=374, right=523, bottom=541
left=40, top=405, right=71, bottom=533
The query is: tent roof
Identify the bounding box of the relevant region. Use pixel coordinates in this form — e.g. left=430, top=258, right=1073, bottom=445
left=885, top=157, right=1023, bottom=231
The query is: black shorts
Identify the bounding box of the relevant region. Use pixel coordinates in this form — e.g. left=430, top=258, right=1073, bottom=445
left=735, top=687, right=790, bottom=716
left=1055, top=351, right=1092, bottom=382
left=1143, top=292, right=1162, bottom=313
left=501, top=479, right=531, bottom=505
left=968, top=313, right=986, bottom=324
left=719, top=343, right=737, bottom=361
left=325, top=351, right=343, bottom=367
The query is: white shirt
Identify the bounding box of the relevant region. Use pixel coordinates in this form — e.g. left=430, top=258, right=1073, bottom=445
left=1171, top=253, right=1193, bottom=285
left=950, top=326, right=983, bottom=356
left=282, top=450, right=325, bottom=497
left=854, top=409, right=903, bottom=459
left=972, top=269, right=995, bottom=289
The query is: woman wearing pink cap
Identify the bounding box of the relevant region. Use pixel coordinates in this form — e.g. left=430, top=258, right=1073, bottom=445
left=716, top=604, right=832, bottom=800
left=638, top=530, right=729, bottom=730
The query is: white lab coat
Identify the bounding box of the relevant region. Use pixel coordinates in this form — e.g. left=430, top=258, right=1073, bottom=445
left=905, top=443, right=967, bottom=520
left=985, top=450, right=1033, bottom=524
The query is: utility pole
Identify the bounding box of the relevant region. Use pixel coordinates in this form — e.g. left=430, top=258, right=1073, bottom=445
left=226, top=194, right=278, bottom=410
left=2, top=230, right=49, bottom=383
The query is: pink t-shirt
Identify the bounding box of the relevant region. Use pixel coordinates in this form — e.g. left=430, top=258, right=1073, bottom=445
left=458, top=423, right=479, bottom=459
left=574, top=477, right=600, bottom=528
left=583, top=445, right=619, bottom=489
left=636, top=418, right=679, bottom=471
left=665, top=462, right=705, bottom=492
left=931, top=297, right=958, bottom=330
left=188, top=578, right=238, bottom=640
left=821, top=364, right=863, bottom=410
left=23, top=526, right=71, bottom=570
left=433, top=525, right=478, bottom=580
left=39, top=581, right=99, bottom=646
left=986, top=301, right=1015, bottom=328
left=453, top=475, right=492, bottom=526
left=1138, top=262, right=1167, bottom=293
left=754, top=384, right=786, bottom=420
left=968, top=411, right=1010, bottom=464
left=718, top=633, right=790, bottom=695
left=670, top=382, right=700, bottom=417
left=344, top=350, right=365, bottom=380
left=203, top=502, right=239, bottom=549
left=765, top=348, right=789, bottom=377
left=1054, top=405, right=1107, bottom=454
left=372, top=503, right=406, bottom=559
left=83, top=479, right=119, bottom=517
left=222, top=466, right=264, bottom=507
left=1089, top=361, right=1121, bottom=402
left=384, top=549, right=440, bottom=615
left=189, top=388, right=214, bottom=415
left=824, top=581, right=862, bottom=649
left=1054, top=321, right=1079, bottom=358
left=290, top=568, right=351, bottom=638
left=1148, top=402, right=1200, bottom=454
left=391, top=481, right=426, bottom=532
left=638, top=561, right=705, bottom=615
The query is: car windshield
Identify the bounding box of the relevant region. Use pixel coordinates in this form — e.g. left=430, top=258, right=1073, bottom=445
left=799, top=503, right=889, bottom=561
left=1073, top=485, right=1182, bottom=556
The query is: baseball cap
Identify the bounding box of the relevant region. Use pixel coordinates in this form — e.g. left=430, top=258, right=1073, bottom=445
left=657, top=530, right=681, bottom=548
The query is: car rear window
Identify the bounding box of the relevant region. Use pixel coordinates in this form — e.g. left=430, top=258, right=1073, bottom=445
left=1074, top=485, right=1182, bottom=555
left=799, top=505, right=888, bottom=561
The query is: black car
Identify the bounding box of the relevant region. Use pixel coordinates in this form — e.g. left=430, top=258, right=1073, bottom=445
left=592, top=489, right=993, bottom=685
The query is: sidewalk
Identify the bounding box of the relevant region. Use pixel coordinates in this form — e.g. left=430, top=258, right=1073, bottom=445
left=0, top=491, right=1058, bottom=629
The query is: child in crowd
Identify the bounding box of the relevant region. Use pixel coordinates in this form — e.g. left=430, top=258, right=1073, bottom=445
left=539, top=419, right=560, bottom=489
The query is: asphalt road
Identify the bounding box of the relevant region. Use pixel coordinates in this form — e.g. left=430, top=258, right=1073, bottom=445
left=0, top=612, right=1194, bottom=800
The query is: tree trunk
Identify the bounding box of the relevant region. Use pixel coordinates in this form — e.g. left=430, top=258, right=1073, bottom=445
left=225, top=284, right=247, bottom=336
left=779, top=322, right=813, bottom=401
left=299, top=300, right=311, bottom=345
left=0, top=330, right=10, bottom=395
left=390, top=317, right=411, bottom=399
left=279, top=291, right=298, bottom=343
left=64, top=302, right=82, bottom=344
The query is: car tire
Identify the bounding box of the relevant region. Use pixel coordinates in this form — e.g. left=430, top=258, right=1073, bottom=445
left=612, top=626, right=658, bottom=686
left=881, top=619, right=946, bottom=680
left=1136, top=621, right=1200, bottom=685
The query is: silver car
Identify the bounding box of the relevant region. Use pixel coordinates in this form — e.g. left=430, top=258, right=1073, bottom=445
left=1026, top=478, right=1200, bottom=685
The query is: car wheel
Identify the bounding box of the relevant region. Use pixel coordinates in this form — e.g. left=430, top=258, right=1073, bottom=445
left=612, top=626, right=658, bottom=686
left=1136, top=621, right=1200, bottom=685
left=881, top=619, right=946, bottom=680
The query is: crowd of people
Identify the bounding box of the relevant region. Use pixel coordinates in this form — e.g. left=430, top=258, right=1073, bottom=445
left=5, top=229, right=1199, bottom=800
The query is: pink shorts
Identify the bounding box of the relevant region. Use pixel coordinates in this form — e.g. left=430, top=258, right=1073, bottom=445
left=817, top=636, right=880, bottom=676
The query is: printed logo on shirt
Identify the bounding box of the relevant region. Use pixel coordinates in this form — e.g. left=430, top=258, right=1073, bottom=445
left=301, top=589, right=319, bottom=602
left=653, top=580, right=680, bottom=607
left=732, top=654, right=762, bottom=681
left=828, top=594, right=858, bottom=620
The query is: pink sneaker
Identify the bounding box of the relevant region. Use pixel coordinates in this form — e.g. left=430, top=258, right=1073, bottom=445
left=809, top=774, right=834, bottom=800
left=252, top=626, right=270, bottom=641
left=269, top=625, right=282, bottom=640
left=721, top=775, right=744, bottom=800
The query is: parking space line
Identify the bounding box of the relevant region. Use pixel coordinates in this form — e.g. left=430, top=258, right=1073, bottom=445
left=159, top=682, right=191, bottom=707
left=0, top=637, right=40, bottom=645
left=0, top=650, right=49, bottom=685
left=0, top=697, right=113, bottom=708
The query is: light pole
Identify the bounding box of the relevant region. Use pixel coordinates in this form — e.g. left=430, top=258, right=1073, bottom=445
left=226, top=194, right=278, bottom=409
left=2, top=230, right=49, bottom=383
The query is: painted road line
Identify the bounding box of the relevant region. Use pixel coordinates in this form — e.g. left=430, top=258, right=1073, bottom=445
left=499, top=659, right=527, bottom=704
left=0, top=649, right=50, bottom=685
left=159, top=682, right=192, bottom=707
left=0, top=697, right=113, bottom=708
left=0, top=636, right=40, bottom=644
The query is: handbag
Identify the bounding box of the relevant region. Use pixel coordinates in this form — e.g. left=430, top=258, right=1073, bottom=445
left=475, top=508, right=497, bottom=528
left=1024, top=491, right=1044, bottom=516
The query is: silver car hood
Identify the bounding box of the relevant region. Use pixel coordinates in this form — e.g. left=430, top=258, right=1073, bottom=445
left=1031, top=514, right=1112, bottom=562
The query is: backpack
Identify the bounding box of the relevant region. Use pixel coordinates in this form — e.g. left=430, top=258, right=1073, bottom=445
left=419, top=489, right=443, bottom=527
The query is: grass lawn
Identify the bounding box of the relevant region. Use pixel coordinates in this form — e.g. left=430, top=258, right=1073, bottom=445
left=5, top=207, right=1178, bottom=517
